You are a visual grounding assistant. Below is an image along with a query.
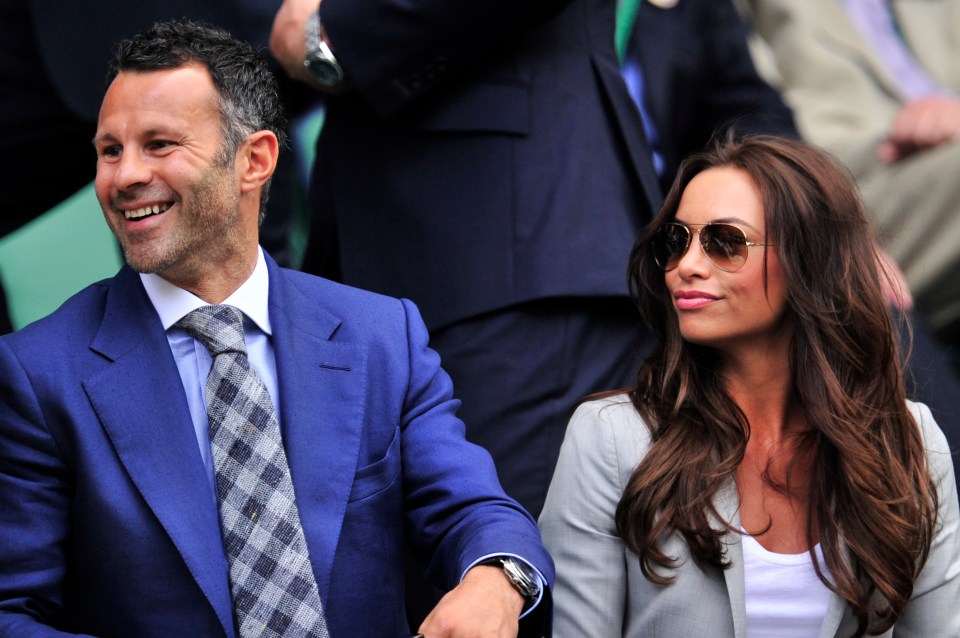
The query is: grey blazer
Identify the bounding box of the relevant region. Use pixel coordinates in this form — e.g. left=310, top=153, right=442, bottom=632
left=539, top=395, right=960, bottom=637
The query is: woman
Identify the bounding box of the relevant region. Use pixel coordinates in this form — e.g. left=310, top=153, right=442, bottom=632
left=539, top=136, right=959, bottom=637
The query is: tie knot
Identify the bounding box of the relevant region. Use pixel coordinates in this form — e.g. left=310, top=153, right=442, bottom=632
left=177, top=305, right=247, bottom=356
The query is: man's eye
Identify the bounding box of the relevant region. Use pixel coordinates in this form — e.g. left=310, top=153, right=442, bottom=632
left=100, top=146, right=122, bottom=159
left=148, top=140, right=175, bottom=151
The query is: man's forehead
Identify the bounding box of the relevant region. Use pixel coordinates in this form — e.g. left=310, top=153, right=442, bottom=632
left=98, top=65, right=220, bottom=129
left=107, top=64, right=216, bottom=97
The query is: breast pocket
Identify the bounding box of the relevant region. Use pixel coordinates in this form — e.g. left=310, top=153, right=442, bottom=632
left=348, top=427, right=401, bottom=503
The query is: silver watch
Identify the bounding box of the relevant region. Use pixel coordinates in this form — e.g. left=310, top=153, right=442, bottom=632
left=481, top=556, right=540, bottom=609
left=303, top=10, right=344, bottom=87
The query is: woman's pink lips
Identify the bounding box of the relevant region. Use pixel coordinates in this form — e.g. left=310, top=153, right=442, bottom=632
left=674, top=291, right=719, bottom=310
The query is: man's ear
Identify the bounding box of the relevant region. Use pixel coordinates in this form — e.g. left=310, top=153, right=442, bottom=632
left=238, top=130, right=280, bottom=194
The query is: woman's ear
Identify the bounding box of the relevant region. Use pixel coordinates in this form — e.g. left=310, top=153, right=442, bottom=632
left=238, top=130, right=280, bottom=194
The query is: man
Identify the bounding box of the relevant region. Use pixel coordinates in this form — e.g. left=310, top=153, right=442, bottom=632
left=0, top=21, right=552, bottom=638
left=269, top=0, right=663, bottom=521
left=740, top=0, right=960, bottom=346
left=0, top=0, right=304, bottom=333
left=621, top=0, right=797, bottom=194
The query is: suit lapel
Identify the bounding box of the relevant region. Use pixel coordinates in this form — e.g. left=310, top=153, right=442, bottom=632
left=266, top=259, right=366, bottom=606
left=818, top=594, right=849, bottom=637
left=715, top=479, right=748, bottom=638
left=82, top=267, right=234, bottom=637
left=820, top=0, right=908, bottom=99
left=714, top=471, right=852, bottom=638
left=895, top=0, right=960, bottom=89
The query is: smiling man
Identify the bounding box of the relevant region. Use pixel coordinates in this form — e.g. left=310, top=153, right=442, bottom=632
left=0, top=20, right=552, bottom=638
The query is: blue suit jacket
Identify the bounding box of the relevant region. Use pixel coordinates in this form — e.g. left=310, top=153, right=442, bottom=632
left=0, top=256, right=553, bottom=637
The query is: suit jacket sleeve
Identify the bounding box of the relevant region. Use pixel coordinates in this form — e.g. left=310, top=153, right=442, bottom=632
left=319, top=0, right=573, bottom=115
left=0, top=340, right=95, bottom=637
left=538, top=397, right=642, bottom=638
left=896, top=402, right=960, bottom=635
left=395, top=299, right=555, bottom=626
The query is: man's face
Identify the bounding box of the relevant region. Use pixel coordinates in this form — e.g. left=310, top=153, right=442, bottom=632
left=94, top=65, right=247, bottom=288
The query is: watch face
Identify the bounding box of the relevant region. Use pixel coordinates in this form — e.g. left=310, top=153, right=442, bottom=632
left=306, top=58, right=344, bottom=86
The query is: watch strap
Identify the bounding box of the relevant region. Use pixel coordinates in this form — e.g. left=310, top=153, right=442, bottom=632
left=478, top=556, right=540, bottom=610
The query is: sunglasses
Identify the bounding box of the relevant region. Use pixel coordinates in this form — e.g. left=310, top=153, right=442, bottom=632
left=652, top=222, right=769, bottom=273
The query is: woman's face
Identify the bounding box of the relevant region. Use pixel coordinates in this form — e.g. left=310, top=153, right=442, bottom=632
left=664, top=166, right=791, bottom=355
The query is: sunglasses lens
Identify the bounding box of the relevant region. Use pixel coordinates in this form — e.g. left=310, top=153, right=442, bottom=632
left=653, top=223, right=690, bottom=271
left=701, top=224, right=749, bottom=271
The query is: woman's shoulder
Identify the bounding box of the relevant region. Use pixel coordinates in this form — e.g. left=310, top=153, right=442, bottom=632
left=906, top=400, right=955, bottom=479
left=906, top=400, right=951, bottom=452
left=567, top=392, right=654, bottom=472
left=570, top=392, right=648, bottom=432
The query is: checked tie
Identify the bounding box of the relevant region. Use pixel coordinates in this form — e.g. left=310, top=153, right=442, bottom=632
left=178, top=305, right=330, bottom=638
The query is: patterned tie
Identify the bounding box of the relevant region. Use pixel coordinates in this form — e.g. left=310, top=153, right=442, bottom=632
left=178, top=305, right=330, bottom=638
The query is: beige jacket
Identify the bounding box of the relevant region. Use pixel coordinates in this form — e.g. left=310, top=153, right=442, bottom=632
left=740, top=0, right=960, bottom=179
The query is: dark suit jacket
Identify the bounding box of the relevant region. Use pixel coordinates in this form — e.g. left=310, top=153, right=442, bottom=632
left=630, top=0, right=797, bottom=192
left=0, top=255, right=553, bottom=637
left=306, top=0, right=663, bottom=330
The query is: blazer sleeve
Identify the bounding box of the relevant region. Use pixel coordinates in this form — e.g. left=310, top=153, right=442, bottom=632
left=395, top=300, right=555, bottom=605
left=320, top=0, right=573, bottom=115
left=0, top=340, right=94, bottom=637
left=539, top=397, right=644, bottom=638
left=895, top=402, right=960, bottom=635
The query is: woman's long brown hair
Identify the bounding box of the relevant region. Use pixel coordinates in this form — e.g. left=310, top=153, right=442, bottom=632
left=617, top=135, right=937, bottom=636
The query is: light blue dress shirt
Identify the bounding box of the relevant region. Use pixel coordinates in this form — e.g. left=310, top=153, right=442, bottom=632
left=140, top=247, right=276, bottom=503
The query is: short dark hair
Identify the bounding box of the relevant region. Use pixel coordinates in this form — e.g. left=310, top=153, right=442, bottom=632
left=108, top=19, right=287, bottom=220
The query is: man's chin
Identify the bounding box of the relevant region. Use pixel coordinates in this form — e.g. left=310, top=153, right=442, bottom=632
left=120, top=248, right=175, bottom=276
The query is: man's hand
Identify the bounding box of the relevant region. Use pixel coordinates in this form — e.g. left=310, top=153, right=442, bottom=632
left=877, top=96, right=960, bottom=163
left=269, top=0, right=326, bottom=88
left=417, top=565, right=525, bottom=638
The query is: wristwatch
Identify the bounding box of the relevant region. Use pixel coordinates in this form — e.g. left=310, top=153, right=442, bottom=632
left=303, top=10, right=345, bottom=88
left=479, top=556, right=541, bottom=610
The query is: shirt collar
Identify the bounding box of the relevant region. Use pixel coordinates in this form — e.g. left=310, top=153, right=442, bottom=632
left=140, top=247, right=272, bottom=335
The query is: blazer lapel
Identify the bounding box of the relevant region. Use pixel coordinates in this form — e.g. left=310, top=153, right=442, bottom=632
left=82, top=267, right=234, bottom=637
left=894, top=0, right=960, bottom=89
left=819, top=0, right=908, bottom=99
left=715, top=479, right=748, bottom=638
left=818, top=594, right=849, bottom=637
left=714, top=471, right=853, bottom=638
left=266, top=259, right=366, bottom=606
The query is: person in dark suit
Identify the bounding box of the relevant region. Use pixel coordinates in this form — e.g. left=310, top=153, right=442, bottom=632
left=269, top=0, right=663, bottom=522
left=0, top=21, right=552, bottom=638
left=622, top=0, right=796, bottom=193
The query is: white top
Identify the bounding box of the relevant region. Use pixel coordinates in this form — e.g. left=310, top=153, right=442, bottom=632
left=742, top=532, right=832, bottom=638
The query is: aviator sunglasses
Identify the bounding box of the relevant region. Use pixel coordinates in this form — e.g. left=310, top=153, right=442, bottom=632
left=652, top=222, right=769, bottom=273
